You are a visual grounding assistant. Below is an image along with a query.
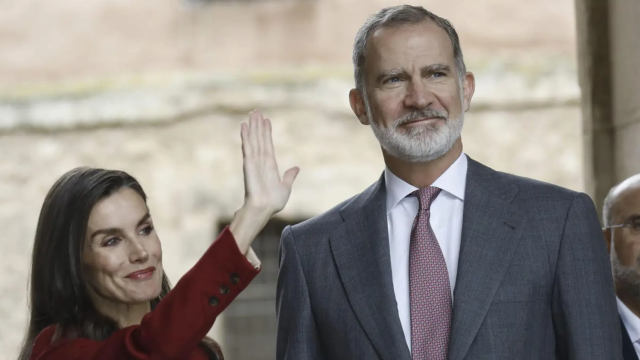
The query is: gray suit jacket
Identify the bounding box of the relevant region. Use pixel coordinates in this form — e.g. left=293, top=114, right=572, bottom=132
left=276, top=156, right=622, bottom=360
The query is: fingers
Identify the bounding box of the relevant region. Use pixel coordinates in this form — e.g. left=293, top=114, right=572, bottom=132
left=240, top=122, right=249, bottom=158
left=282, top=166, right=300, bottom=189
left=249, top=110, right=260, bottom=156
left=265, top=118, right=275, bottom=156
left=257, top=112, right=266, bottom=156
left=246, top=110, right=273, bottom=157
left=244, top=109, right=297, bottom=189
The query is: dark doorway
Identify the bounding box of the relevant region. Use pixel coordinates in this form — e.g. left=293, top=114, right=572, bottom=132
left=217, top=218, right=305, bottom=360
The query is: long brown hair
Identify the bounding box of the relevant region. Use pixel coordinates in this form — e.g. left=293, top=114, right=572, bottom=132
left=18, top=167, right=223, bottom=360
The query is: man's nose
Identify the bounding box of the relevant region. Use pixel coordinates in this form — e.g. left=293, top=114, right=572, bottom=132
left=404, top=78, right=435, bottom=110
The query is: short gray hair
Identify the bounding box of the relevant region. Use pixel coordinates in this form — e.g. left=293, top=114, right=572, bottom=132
left=603, top=174, right=640, bottom=228
left=603, top=187, right=617, bottom=228
left=352, top=5, right=466, bottom=93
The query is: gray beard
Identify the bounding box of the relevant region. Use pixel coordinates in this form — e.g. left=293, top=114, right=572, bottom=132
left=365, top=100, right=464, bottom=163
left=611, top=247, right=640, bottom=299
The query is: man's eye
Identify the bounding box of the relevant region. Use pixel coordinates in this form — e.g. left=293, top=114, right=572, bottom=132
left=386, top=77, right=402, bottom=83
left=432, top=72, right=446, bottom=78
left=631, top=219, right=640, bottom=231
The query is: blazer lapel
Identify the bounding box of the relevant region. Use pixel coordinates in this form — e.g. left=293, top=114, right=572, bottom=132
left=329, top=175, right=412, bottom=360
left=448, top=157, right=525, bottom=360
left=621, top=317, right=639, bottom=360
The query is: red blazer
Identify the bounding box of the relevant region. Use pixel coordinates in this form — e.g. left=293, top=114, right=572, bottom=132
left=31, top=226, right=260, bottom=360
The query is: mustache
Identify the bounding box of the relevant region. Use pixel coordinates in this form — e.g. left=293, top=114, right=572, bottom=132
left=394, top=109, right=449, bottom=127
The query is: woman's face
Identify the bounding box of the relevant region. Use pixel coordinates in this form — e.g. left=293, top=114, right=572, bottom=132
left=82, top=188, right=163, bottom=305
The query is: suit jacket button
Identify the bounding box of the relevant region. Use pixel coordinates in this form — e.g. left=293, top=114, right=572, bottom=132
left=220, top=285, right=230, bottom=295
left=230, top=273, right=240, bottom=285
left=209, top=296, right=219, bottom=307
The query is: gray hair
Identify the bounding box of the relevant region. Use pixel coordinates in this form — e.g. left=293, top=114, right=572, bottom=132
left=352, top=5, right=466, bottom=94
left=603, top=174, right=640, bottom=228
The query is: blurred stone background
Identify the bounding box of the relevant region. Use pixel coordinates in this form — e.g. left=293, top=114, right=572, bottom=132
left=1, top=0, right=628, bottom=359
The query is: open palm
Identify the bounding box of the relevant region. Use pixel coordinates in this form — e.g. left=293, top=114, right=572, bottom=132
left=240, top=111, right=299, bottom=215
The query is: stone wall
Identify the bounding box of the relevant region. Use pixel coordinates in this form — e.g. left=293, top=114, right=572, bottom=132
left=0, top=0, right=576, bottom=86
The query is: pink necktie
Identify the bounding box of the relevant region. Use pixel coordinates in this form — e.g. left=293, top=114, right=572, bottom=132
left=409, top=187, right=452, bottom=360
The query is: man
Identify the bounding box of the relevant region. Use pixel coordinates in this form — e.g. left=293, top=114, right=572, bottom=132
left=276, top=5, right=621, bottom=360
left=603, top=175, right=640, bottom=360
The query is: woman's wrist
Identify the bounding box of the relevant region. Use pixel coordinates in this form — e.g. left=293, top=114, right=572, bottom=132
left=228, top=204, right=273, bottom=254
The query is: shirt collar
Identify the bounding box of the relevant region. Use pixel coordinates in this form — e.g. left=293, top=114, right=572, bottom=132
left=385, top=152, right=468, bottom=214
left=618, top=297, right=640, bottom=344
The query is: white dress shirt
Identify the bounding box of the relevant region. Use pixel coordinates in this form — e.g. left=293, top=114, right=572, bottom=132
left=618, top=297, right=640, bottom=358
left=385, top=152, right=467, bottom=351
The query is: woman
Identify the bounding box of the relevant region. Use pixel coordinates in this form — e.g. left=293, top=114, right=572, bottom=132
left=18, top=111, right=299, bottom=360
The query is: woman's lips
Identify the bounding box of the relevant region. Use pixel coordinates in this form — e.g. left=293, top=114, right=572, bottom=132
left=125, top=266, right=156, bottom=280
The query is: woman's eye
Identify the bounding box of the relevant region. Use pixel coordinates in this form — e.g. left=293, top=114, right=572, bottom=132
left=103, top=237, right=121, bottom=247
left=139, top=225, right=154, bottom=236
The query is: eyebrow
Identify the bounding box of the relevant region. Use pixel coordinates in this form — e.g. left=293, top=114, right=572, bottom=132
left=423, top=64, right=451, bottom=74
left=90, top=212, right=151, bottom=240
left=375, top=64, right=452, bottom=84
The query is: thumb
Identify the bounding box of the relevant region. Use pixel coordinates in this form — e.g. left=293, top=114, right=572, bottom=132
left=282, top=166, right=300, bottom=189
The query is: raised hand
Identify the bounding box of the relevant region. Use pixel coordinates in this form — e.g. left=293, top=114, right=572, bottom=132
left=240, top=110, right=299, bottom=216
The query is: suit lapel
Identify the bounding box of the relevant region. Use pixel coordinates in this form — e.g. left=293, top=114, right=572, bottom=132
left=329, top=175, right=412, bottom=360
left=448, top=157, right=525, bottom=360
left=621, top=317, right=639, bottom=360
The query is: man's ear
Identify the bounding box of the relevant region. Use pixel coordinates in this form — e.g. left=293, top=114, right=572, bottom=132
left=349, top=89, right=369, bottom=125
left=462, top=71, right=476, bottom=113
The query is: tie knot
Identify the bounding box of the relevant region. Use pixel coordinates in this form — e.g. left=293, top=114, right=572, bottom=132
left=411, top=187, right=441, bottom=210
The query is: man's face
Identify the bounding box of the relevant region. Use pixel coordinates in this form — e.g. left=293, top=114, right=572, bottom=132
left=354, top=21, right=474, bottom=162
left=609, top=187, right=640, bottom=295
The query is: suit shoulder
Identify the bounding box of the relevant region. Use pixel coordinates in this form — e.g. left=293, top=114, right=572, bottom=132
left=286, top=195, right=355, bottom=241
left=485, top=168, right=581, bottom=203
left=512, top=173, right=578, bottom=200
left=469, top=157, right=581, bottom=203
left=479, top=169, right=596, bottom=233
